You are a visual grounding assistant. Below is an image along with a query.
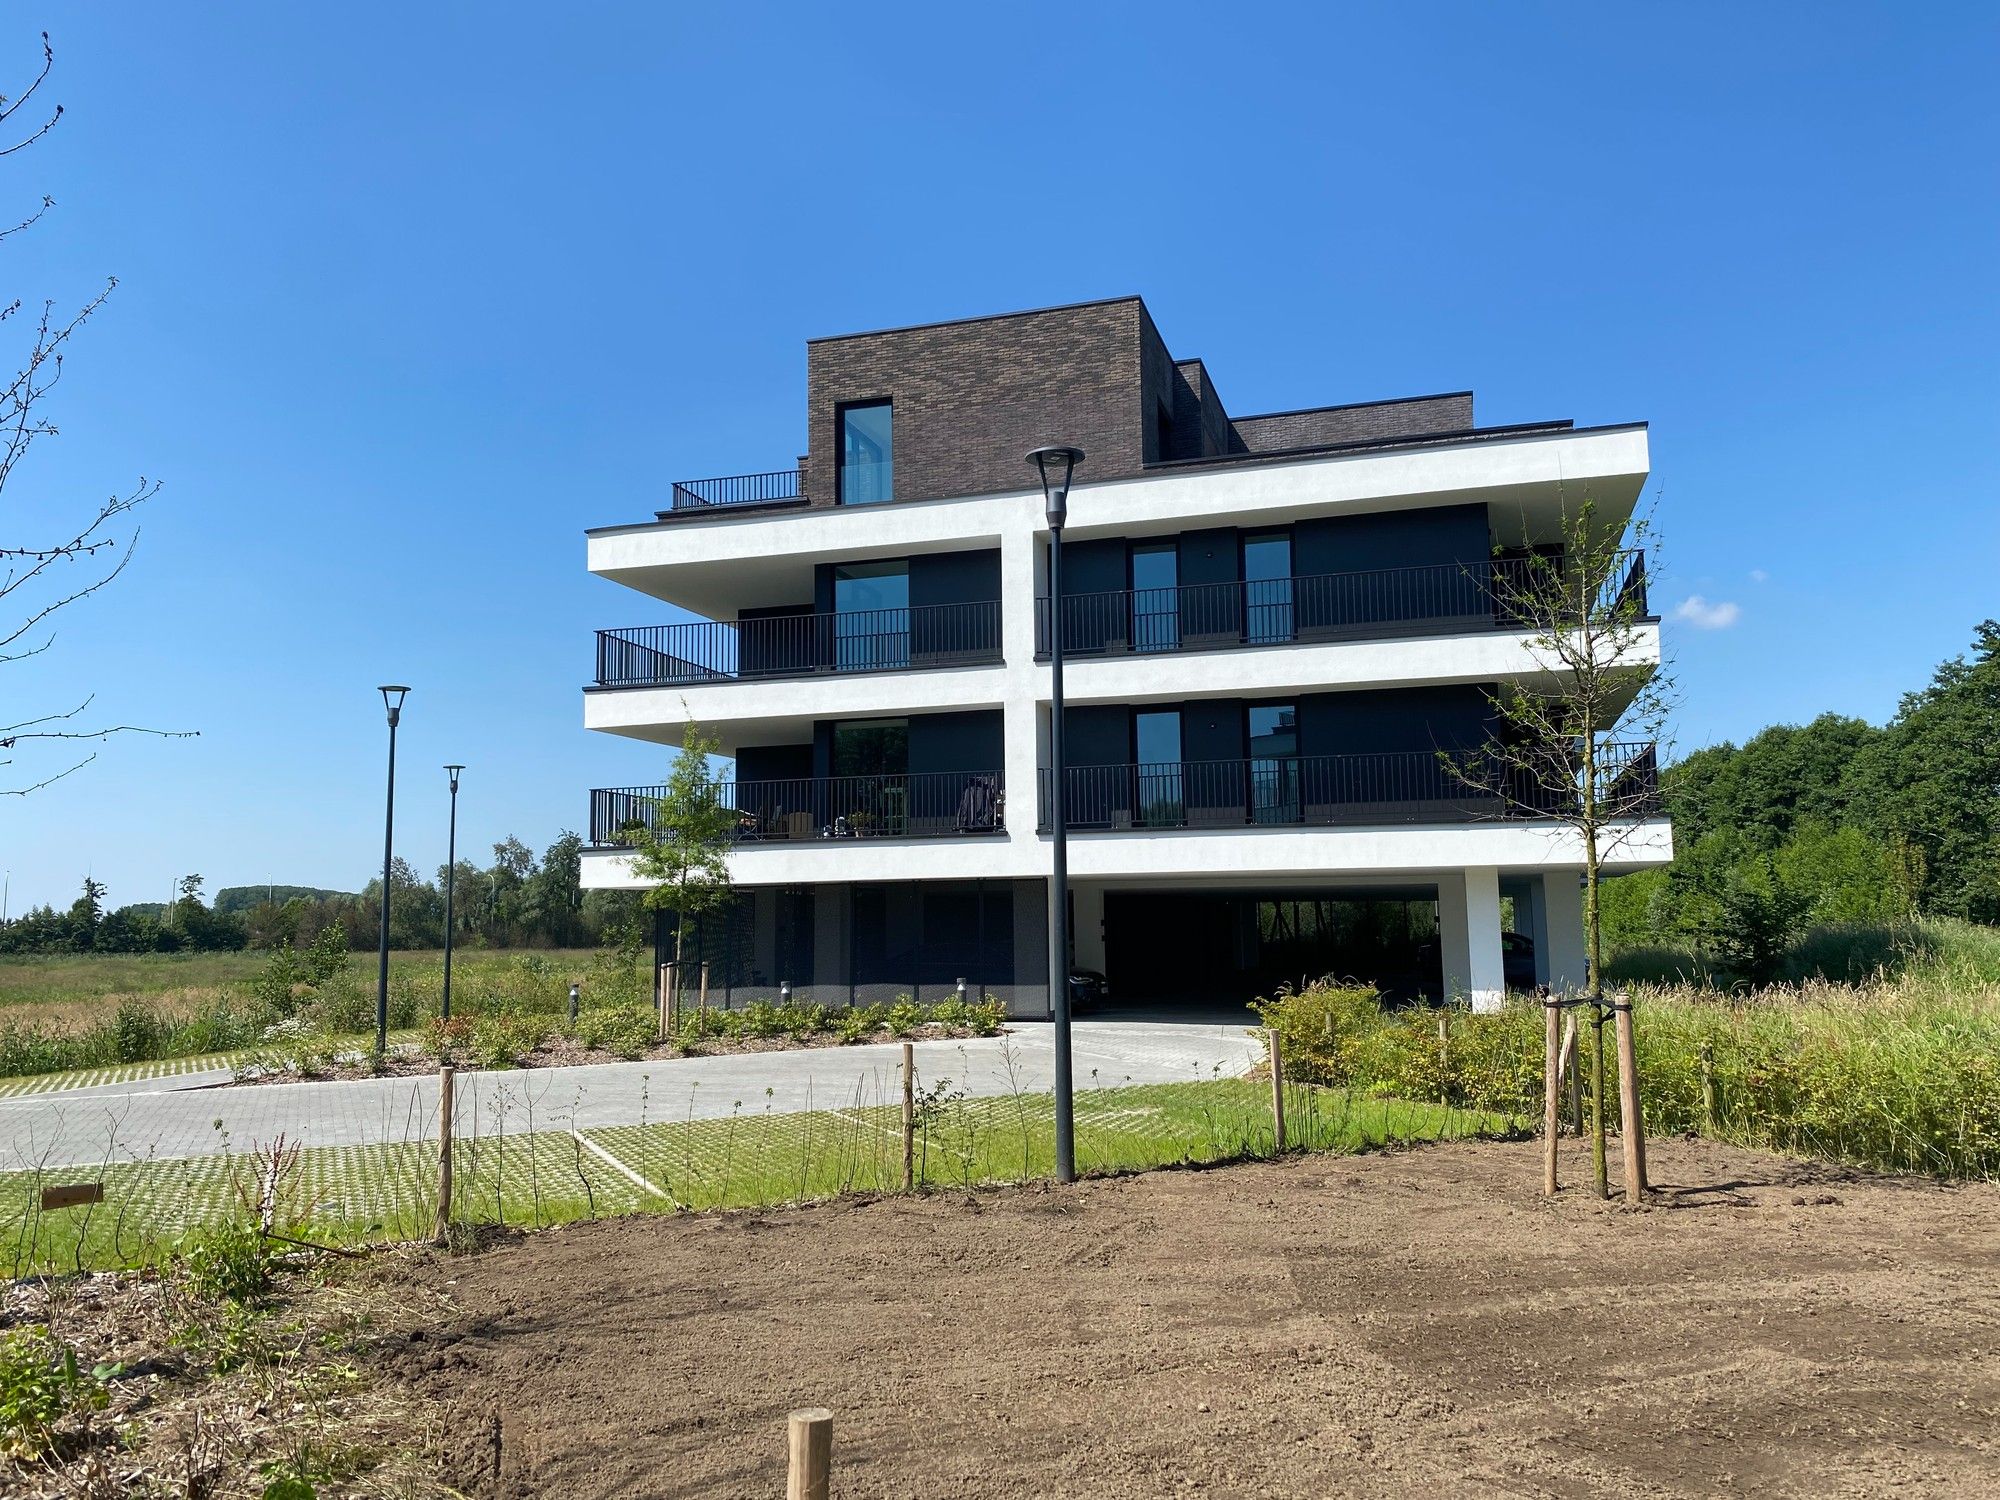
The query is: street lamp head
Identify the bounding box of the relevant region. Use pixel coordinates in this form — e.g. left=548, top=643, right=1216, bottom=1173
left=444, top=764, right=464, bottom=793
left=1026, top=445, right=1085, bottom=529
left=378, top=685, right=410, bottom=727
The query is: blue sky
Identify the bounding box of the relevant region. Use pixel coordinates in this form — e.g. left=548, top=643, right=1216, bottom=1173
left=3, top=2, right=1996, bottom=914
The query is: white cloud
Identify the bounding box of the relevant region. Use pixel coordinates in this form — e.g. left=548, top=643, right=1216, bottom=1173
left=1748, top=568, right=1769, bottom=584
left=1672, top=594, right=1742, bottom=630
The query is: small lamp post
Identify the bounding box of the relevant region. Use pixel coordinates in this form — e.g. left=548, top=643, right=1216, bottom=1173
left=1027, top=444, right=1084, bottom=1184
left=442, top=765, right=464, bottom=1021
left=376, top=686, right=410, bottom=1056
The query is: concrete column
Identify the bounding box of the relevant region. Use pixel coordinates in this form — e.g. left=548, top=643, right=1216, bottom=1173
left=1439, top=867, right=1505, bottom=1013
left=1072, top=883, right=1107, bottom=973
left=1541, top=871, right=1588, bottom=996
left=999, top=526, right=1043, bottom=841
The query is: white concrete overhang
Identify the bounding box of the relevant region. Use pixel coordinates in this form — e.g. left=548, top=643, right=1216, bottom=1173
left=1052, top=623, right=1661, bottom=717
left=580, top=816, right=1673, bottom=891
left=583, top=663, right=1010, bottom=747
left=581, top=620, right=1660, bottom=747
left=587, top=424, right=1652, bottom=616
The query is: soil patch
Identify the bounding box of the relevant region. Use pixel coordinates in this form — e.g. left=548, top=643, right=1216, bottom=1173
left=383, top=1137, right=2000, bottom=1497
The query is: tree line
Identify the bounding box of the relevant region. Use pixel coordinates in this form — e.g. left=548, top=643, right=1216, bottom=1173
left=0, top=831, right=646, bottom=955
left=1606, top=619, right=2000, bottom=979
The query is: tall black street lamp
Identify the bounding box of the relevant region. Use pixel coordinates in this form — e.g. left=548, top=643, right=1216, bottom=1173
left=1027, top=445, right=1085, bottom=1184
left=442, top=764, right=464, bottom=1021
left=376, top=686, right=410, bottom=1055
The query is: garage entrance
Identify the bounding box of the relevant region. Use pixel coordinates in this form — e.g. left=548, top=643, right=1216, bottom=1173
left=1102, top=890, right=1442, bottom=1009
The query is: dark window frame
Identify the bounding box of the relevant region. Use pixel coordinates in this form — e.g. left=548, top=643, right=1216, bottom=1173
left=836, top=397, right=895, bottom=506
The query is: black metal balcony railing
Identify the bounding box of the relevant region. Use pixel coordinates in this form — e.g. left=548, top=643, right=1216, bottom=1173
left=590, top=769, right=1006, bottom=847
left=595, top=600, right=1004, bottom=688
left=667, top=468, right=805, bottom=512
left=1035, top=552, right=1649, bottom=658
left=1037, top=744, right=1660, bottom=833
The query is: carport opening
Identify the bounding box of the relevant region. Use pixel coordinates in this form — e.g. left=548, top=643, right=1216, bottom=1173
left=1096, top=889, right=1456, bottom=1014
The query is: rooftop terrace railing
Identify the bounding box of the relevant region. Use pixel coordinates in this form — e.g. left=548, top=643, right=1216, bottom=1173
left=594, top=600, right=1003, bottom=688
left=1035, top=551, right=1650, bottom=658
left=590, top=769, right=1006, bottom=847
left=1036, top=744, right=1660, bottom=832
left=664, top=468, right=805, bottom=513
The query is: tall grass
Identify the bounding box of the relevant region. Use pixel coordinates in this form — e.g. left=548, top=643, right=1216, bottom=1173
left=1260, top=919, right=2000, bottom=1180
left=0, top=948, right=642, bottom=1079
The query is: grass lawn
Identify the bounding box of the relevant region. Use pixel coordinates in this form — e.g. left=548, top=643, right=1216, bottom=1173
left=0, top=1079, right=1520, bottom=1273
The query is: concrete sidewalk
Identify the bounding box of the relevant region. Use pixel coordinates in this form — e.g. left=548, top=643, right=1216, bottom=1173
left=0, top=1021, right=1263, bottom=1173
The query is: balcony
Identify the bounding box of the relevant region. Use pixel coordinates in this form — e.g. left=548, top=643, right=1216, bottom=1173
left=660, top=468, right=807, bottom=517
left=1036, top=552, right=1649, bottom=659
left=590, top=769, right=1006, bottom=847
left=1037, top=744, right=1659, bottom=832
left=594, top=601, right=1003, bottom=688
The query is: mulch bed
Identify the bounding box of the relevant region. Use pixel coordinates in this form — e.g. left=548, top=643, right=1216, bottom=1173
left=230, top=1021, right=1008, bottom=1087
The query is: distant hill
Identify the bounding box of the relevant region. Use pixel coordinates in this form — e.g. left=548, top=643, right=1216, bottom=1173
left=213, top=885, right=355, bottom=915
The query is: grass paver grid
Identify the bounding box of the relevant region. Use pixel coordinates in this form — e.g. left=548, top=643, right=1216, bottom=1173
left=0, top=1081, right=1522, bottom=1273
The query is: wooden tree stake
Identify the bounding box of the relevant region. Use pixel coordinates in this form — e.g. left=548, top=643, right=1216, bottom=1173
left=1699, top=1039, right=1719, bottom=1133
left=1542, top=1001, right=1560, bottom=1195
left=1613, top=991, right=1647, bottom=1202
left=698, top=961, right=710, bottom=1033
left=1560, top=1012, right=1583, bottom=1134
left=901, top=1041, right=916, bottom=1191
left=787, top=1407, right=833, bottom=1500
left=435, top=1065, right=455, bottom=1245
left=1268, top=1029, right=1286, bottom=1153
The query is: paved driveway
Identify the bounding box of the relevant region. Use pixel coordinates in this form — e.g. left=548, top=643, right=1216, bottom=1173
left=0, top=1021, right=1263, bottom=1172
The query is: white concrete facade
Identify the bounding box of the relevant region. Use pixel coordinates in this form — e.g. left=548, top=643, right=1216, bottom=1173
left=583, top=410, right=1667, bottom=1014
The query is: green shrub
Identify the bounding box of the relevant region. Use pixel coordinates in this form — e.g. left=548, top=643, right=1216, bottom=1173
left=470, top=1013, right=546, bottom=1068
left=885, top=998, right=924, bottom=1037
left=180, top=1221, right=276, bottom=1303
left=736, top=1001, right=784, bottom=1039
left=1252, top=981, right=1383, bottom=1087
left=0, top=1327, right=114, bottom=1458
left=574, top=1005, right=656, bottom=1059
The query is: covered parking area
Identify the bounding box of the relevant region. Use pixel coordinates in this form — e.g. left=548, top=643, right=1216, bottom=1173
left=1072, top=872, right=1587, bottom=1014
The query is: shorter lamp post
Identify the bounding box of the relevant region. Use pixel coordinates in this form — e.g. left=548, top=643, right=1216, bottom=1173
left=1027, top=444, right=1084, bottom=1184
left=442, top=765, right=464, bottom=1021
left=376, top=686, right=410, bottom=1056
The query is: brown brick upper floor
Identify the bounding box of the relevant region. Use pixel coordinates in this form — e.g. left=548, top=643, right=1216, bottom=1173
left=652, top=295, right=1594, bottom=521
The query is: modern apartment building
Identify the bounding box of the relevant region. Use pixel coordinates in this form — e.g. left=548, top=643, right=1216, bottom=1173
left=580, top=296, right=1670, bottom=1017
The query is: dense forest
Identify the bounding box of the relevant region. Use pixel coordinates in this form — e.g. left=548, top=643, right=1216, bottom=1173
left=0, top=832, right=644, bottom=955
left=1605, top=619, right=2000, bottom=979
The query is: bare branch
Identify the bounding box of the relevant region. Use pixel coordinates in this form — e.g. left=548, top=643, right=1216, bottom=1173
left=0, top=752, right=94, bottom=796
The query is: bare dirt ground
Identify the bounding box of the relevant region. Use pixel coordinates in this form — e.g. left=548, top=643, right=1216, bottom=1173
left=387, top=1137, right=2000, bottom=1498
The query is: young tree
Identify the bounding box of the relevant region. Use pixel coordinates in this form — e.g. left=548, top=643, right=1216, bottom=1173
left=0, top=33, right=188, bottom=794
left=1449, top=496, right=1673, bottom=1204
left=621, top=719, right=738, bottom=1013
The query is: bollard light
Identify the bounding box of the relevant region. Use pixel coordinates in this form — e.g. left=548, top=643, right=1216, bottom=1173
left=568, top=982, right=580, bottom=1024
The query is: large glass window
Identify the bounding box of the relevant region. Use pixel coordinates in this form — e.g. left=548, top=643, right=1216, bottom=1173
left=839, top=401, right=893, bottom=505
left=831, top=719, right=908, bottom=778
left=1248, top=702, right=1300, bottom=823
left=831, top=718, right=909, bottom=836
left=1243, top=531, right=1294, bottom=644
left=833, top=560, right=909, bottom=670
left=1133, top=709, right=1184, bottom=826
left=1130, top=542, right=1180, bottom=653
